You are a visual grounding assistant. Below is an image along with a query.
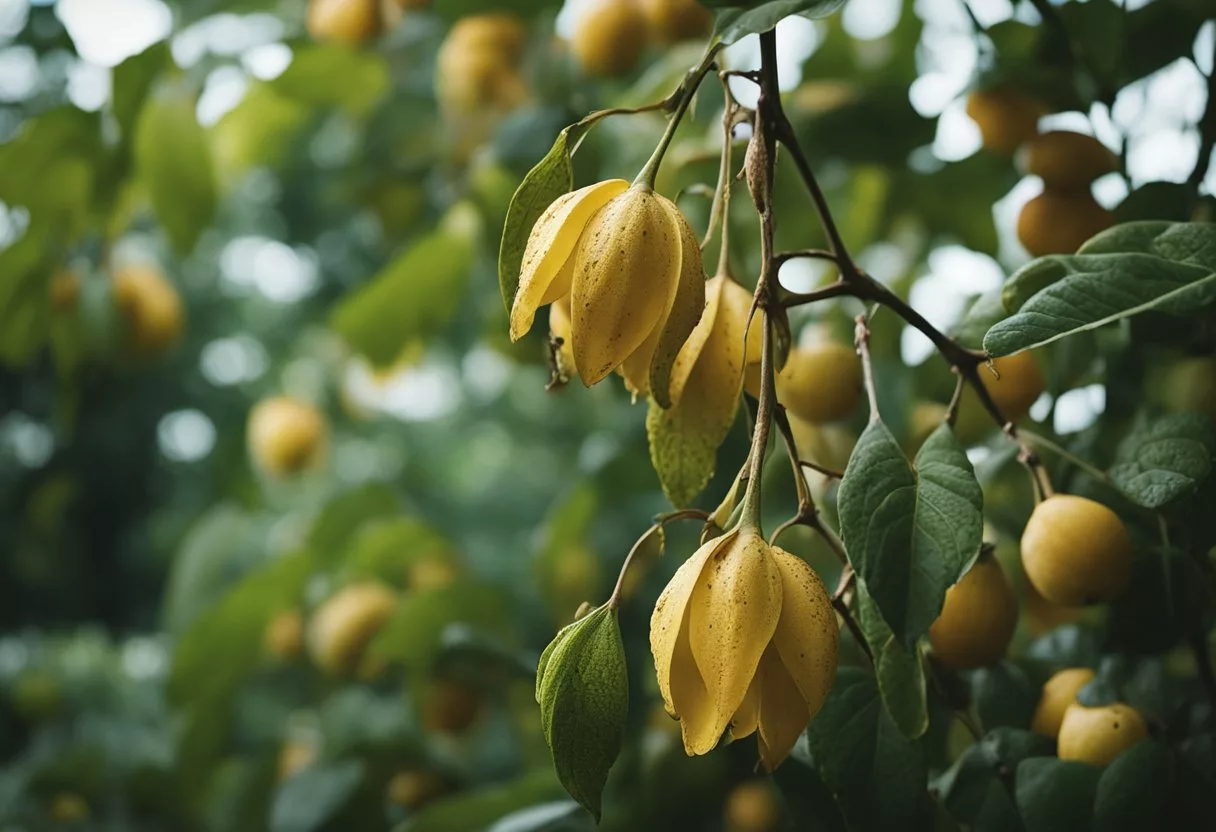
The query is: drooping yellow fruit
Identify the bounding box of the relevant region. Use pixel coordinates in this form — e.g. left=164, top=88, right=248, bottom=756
left=277, top=741, right=317, bottom=781
left=774, top=342, right=863, bottom=424
left=512, top=181, right=706, bottom=407
left=650, top=529, right=838, bottom=769
left=1021, top=494, right=1134, bottom=606
left=247, top=397, right=328, bottom=476
left=928, top=552, right=1018, bottom=669
left=724, top=779, right=781, bottom=832
left=639, top=0, right=712, bottom=44
left=307, top=582, right=398, bottom=675
left=1021, top=131, right=1117, bottom=190
left=264, top=610, right=305, bottom=661
left=965, top=86, right=1046, bottom=155
left=1018, top=189, right=1115, bottom=257
left=421, top=678, right=482, bottom=733
left=47, top=793, right=89, bottom=823
left=1032, top=667, right=1096, bottom=737
left=386, top=770, right=448, bottom=809
left=112, top=264, right=184, bottom=357
left=1057, top=702, right=1148, bottom=765
left=570, top=0, right=649, bottom=77
left=306, top=0, right=381, bottom=45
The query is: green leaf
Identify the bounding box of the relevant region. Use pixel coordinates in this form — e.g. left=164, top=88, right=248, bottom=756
left=1108, top=413, right=1216, bottom=508
left=270, top=760, right=364, bottom=832
left=486, top=802, right=589, bottom=832
left=499, top=126, right=578, bottom=313
left=971, top=662, right=1037, bottom=732
left=713, top=0, right=847, bottom=44
left=111, top=42, right=170, bottom=139
left=1015, top=757, right=1102, bottom=832
left=986, top=222, right=1216, bottom=357
left=0, top=227, right=50, bottom=367
left=134, top=84, right=218, bottom=254
left=837, top=422, right=984, bottom=647
left=307, top=484, right=402, bottom=557
left=535, top=605, right=628, bottom=821
left=432, top=0, right=556, bottom=23
left=855, top=583, right=927, bottom=739
left=168, top=551, right=313, bottom=707
left=331, top=227, right=473, bottom=368
left=344, top=517, right=451, bottom=582
left=804, top=667, right=927, bottom=831
left=396, top=771, right=566, bottom=832
left=1093, top=740, right=1167, bottom=831
left=270, top=44, right=388, bottom=116
left=936, top=728, right=1052, bottom=825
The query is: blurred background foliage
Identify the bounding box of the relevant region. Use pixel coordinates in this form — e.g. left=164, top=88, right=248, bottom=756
left=0, top=0, right=1214, bottom=830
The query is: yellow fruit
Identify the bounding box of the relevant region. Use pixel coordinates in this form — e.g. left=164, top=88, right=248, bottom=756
left=983, top=352, right=1045, bottom=423
left=1021, top=494, right=1133, bottom=606
left=47, top=792, right=89, bottom=823
left=247, top=397, right=328, bottom=476
left=511, top=181, right=705, bottom=407
left=570, top=0, right=649, bottom=77
left=306, top=0, right=381, bottom=45
left=965, top=86, right=1046, bottom=155
left=724, top=779, right=781, bottom=832
left=421, top=678, right=482, bottom=733
left=1017, top=189, right=1115, bottom=257
left=387, top=770, right=448, bottom=809
left=278, top=741, right=317, bottom=781
left=307, top=582, right=398, bottom=675
left=639, top=0, right=712, bottom=44
left=264, top=610, right=305, bottom=661
left=435, top=14, right=527, bottom=115
left=445, top=13, right=525, bottom=60
left=112, top=264, right=184, bottom=357
left=50, top=270, right=80, bottom=313
left=1023, top=575, right=1084, bottom=636
left=774, top=342, right=863, bottom=424
left=409, top=557, right=459, bottom=591
left=904, top=401, right=948, bottom=455
left=650, top=529, right=838, bottom=769
left=1057, top=702, right=1148, bottom=765
left=1156, top=356, right=1216, bottom=424
left=1031, top=668, right=1095, bottom=737
left=1022, top=131, right=1117, bottom=189
left=928, top=552, right=1018, bottom=669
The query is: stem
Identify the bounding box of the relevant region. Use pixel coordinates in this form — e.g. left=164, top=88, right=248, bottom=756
left=1019, top=429, right=1111, bottom=485
left=607, top=509, right=712, bottom=608
left=1186, top=40, right=1216, bottom=211
left=740, top=313, right=775, bottom=530
left=855, top=316, right=881, bottom=424
left=703, top=80, right=740, bottom=258
left=944, top=372, right=966, bottom=428
left=635, top=49, right=720, bottom=188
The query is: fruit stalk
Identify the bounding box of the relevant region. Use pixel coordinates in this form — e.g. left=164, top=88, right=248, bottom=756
left=634, top=47, right=720, bottom=189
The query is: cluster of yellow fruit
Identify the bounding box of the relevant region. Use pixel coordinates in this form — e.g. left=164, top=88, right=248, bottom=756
left=1033, top=667, right=1148, bottom=766
left=650, top=528, right=839, bottom=771
left=966, top=86, right=1117, bottom=257
left=305, top=0, right=428, bottom=46
left=568, top=0, right=712, bottom=77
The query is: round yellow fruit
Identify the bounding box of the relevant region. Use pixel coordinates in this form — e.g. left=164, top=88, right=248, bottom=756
left=1021, top=494, right=1134, bottom=606
left=775, top=342, right=863, bottom=424
left=966, top=86, right=1046, bottom=155
left=47, top=792, right=89, bottom=823
left=1031, top=667, right=1095, bottom=737
left=421, top=678, right=482, bottom=734
left=112, top=264, right=184, bottom=357
left=306, top=0, right=381, bottom=45
left=1057, top=702, right=1148, bottom=765
left=903, top=400, right=947, bottom=455
left=264, top=610, right=305, bottom=661
left=435, top=14, right=527, bottom=116
left=444, top=13, right=525, bottom=61
left=982, top=352, right=1045, bottom=423
left=247, top=397, right=328, bottom=476
left=1022, top=131, right=1117, bottom=190
left=570, top=0, right=649, bottom=78
left=277, top=740, right=317, bottom=781
left=1017, top=189, right=1115, bottom=257
left=639, top=0, right=712, bottom=44
left=1156, top=356, right=1216, bottom=424
left=386, top=770, right=448, bottom=809
left=929, top=552, right=1018, bottom=669
left=307, top=582, right=398, bottom=675
left=724, top=780, right=781, bottom=832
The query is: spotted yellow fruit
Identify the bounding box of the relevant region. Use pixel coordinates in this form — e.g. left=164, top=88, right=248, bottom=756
left=650, top=529, right=838, bottom=769
left=1057, top=702, right=1148, bottom=765
left=929, top=552, right=1018, bottom=669
left=247, top=397, right=328, bottom=476
left=570, top=0, right=649, bottom=77
left=307, top=582, right=397, bottom=675
left=1021, top=494, right=1133, bottom=606
left=1031, top=667, right=1095, bottom=737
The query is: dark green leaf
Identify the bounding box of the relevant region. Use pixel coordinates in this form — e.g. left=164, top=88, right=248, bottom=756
left=535, top=605, right=628, bottom=820
left=804, top=667, right=927, bottom=831
left=307, top=484, right=402, bottom=557
left=331, top=226, right=474, bottom=368
left=1108, top=413, right=1216, bottom=508
left=838, top=422, right=984, bottom=647
left=971, top=662, right=1037, bottom=732
left=270, top=760, right=364, bottom=832
left=499, top=126, right=578, bottom=312
left=1093, top=740, right=1167, bottom=832
left=396, top=771, right=566, bottom=832
left=856, top=583, right=927, bottom=738
left=713, top=0, right=847, bottom=45
left=0, top=228, right=50, bottom=367
left=987, top=222, right=1216, bottom=357
left=936, top=728, right=1052, bottom=826
left=134, top=85, right=217, bottom=254
left=1015, top=757, right=1101, bottom=832
left=111, top=42, right=170, bottom=139
left=487, top=801, right=591, bottom=832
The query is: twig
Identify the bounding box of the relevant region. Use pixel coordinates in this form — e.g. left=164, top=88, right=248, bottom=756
left=854, top=316, right=882, bottom=424
left=800, top=459, right=844, bottom=480
left=1186, top=40, right=1216, bottom=212
left=607, top=509, right=712, bottom=608
left=944, top=371, right=966, bottom=428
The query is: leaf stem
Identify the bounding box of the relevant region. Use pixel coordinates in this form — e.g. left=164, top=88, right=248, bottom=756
left=855, top=315, right=882, bottom=424
left=607, top=509, right=711, bottom=609
left=635, top=48, right=721, bottom=189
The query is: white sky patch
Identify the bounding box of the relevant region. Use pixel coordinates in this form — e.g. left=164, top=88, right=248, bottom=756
left=344, top=359, right=463, bottom=423
left=243, top=42, right=292, bottom=80
left=843, top=0, right=902, bottom=41
left=1054, top=385, right=1106, bottom=435
left=901, top=245, right=1004, bottom=364
left=157, top=409, right=217, bottom=462
left=200, top=334, right=269, bottom=386
left=1092, top=172, right=1129, bottom=210
left=725, top=16, right=822, bottom=108
left=933, top=96, right=982, bottom=160
left=65, top=58, right=109, bottom=111
left=461, top=345, right=513, bottom=405
left=57, top=0, right=171, bottom=68
left=220, top=236, right=320, bottom=304
left=197, top=64, right=247, bottom=126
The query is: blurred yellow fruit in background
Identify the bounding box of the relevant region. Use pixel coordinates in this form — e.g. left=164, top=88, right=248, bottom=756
left=965, top=86, right=1046, bottom=155
left=247, top=397, right=328, bottom=476
left=1017, top=189, right=1115, bottom=256
left=307, top=582, right=398, bottom=675
left=570, top=0, right=649, bottom=77
left=264, top=610, right=305, bottom=661
left=307, top=0, right=381, bottom=45
left=1031, top=667, right=1095, bottom=737
left=113, top=264, right=184, bottom=358
left=639, top=0, right=712, bottom=44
